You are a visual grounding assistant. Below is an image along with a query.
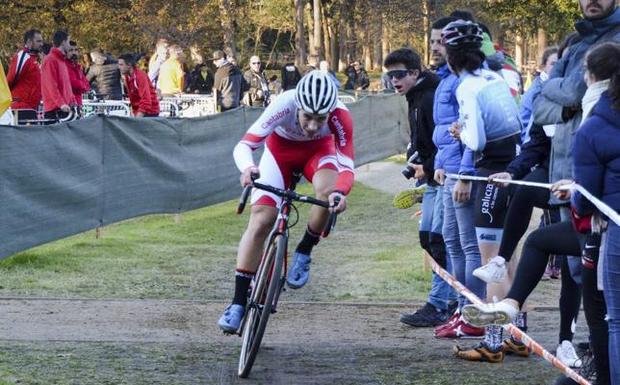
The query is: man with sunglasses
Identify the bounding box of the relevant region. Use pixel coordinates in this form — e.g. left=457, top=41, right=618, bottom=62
left=244, top=55, right=270, bottom=107
left=218, top=71, right=354, bottom=332
left=384, top=48, right=452, bottom=328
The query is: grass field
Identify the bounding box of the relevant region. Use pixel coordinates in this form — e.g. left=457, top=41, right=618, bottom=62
left=0, top=182, right=430, bottom=303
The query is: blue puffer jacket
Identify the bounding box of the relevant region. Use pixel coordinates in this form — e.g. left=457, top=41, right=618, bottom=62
left=520, top=75, right=544, bottom=143
left=432, top=64, right=475, bottom=175
left=573, top=92, right=620, bottom=215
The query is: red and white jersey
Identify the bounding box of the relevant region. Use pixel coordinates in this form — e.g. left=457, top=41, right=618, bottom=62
left=233, top=90, right=355, bottom=194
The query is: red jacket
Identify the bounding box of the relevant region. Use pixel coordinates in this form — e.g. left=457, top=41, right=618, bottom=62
left=66, top=59, right=90, bottom=107
left=41, top=47, right=76, bottom=112
left=7, top=48, right=41, bottom=110
left=124, top=68, right=159, bottom=116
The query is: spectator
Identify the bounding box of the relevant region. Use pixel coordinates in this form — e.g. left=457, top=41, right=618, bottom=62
left=244, top=55, right=270, bottom=107
left=281, top=61, right=301, bottom=91
left=185, top=46, right=214, bottom=94
left=268, top=74, right=282, bottom=95
left=344, top=61, right=370, bottom=90
left=0, top=63, right=12, bottom=125
left=305, top=54, right=319, bottom=73
left=319, top=60, right=340, bottom=88
left=148, top=38, right=168, bottom=86
left=65, top=41, right=90, bottom=107
left=87, top=49, right=122, bottom=100
left=118, top=53, right=159, bottom=117
left=572, top=41, right=620, bottom=385
left=41, top=30, right=76, bottom=120
left=7, top=29, right=43, bottom=115
left=519, top=46, right=558, bottom=143
left=384, top=48, right=451, bottom=328
left=158, top=44, right=185, bottom=96
left=212, top=50, right=243, bottom=112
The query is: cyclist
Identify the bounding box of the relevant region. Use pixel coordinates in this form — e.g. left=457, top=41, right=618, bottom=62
left=218, top=70, right=354, bottom=332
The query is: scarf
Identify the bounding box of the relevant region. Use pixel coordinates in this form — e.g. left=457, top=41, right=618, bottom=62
left=581, top=79, right=611, bottom=124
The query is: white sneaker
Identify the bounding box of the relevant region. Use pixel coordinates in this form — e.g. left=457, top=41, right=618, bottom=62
left=473, top=256, right=507, bottom=283
left=556, top=340, right=582, bottom=368
left=461, top=300, right=519, bottom=327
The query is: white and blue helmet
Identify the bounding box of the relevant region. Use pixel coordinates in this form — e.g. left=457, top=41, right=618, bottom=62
left=295, top=70, right=338, bottom=115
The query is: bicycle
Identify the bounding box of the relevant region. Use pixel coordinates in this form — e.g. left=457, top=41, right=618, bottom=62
left=234, top=172, right=339, bottom=378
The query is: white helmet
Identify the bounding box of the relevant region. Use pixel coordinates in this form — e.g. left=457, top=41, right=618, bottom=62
left=294, top=70, right=338, bottom=115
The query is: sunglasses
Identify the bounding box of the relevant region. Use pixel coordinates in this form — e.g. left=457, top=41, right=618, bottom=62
left=386, top=69, right=412, bottom=80
left=251, top=62, right=261, bottom=65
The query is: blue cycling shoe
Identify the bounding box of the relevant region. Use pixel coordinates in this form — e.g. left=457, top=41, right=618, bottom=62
left=218, top=304, right=245, bottom=333
left=287, top=252, right=312, bottom=289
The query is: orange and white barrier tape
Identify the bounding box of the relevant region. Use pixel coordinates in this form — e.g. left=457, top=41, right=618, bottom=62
left=424, top=254, right=591, bottom=385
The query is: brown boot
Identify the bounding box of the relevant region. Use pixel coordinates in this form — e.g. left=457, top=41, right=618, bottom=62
left=453, top=343, right=504, bottom=363
left=502, top=338, right=530, bottom=358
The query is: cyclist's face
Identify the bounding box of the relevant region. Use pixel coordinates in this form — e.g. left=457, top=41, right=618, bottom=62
left=298, top=110, right=328, bottom=137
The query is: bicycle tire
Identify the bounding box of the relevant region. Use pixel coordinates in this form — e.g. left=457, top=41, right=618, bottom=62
left=238, top=234, right=286, bottom=378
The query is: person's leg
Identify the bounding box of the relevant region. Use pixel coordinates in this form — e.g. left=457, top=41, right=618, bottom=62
left=287, top=167, right=338, bottom=288
left=603, top=223, right=620, bottom=385
left=461, top=221, right=582, bottom=328
left=428, top=185, right=455, bottom=311
left=581, top=232, right=610, bottom=384
left=401, top=186, right=449, bottom=327
left=442, top=178, right=466, bottom=309
left=556, top=255, right=584, bottom=368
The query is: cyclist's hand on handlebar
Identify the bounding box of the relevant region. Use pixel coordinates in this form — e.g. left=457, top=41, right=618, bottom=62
left=328, top=192, right=346, bottom=213
left=240, top=166, right=260, bottom=187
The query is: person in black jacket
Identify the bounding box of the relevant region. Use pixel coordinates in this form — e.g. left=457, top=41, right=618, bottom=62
left=87, top=49, right=122, bottom=100
left=384, top=48, right=452, bottom=327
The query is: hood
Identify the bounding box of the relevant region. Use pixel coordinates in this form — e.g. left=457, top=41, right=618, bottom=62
left=406, top=70, right=439, bottom=100
left=592, top=91, right=620, bottom=128
left=575, top=6, right=620, bottom=41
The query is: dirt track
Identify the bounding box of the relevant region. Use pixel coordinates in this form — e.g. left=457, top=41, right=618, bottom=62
left=0, top=162, right=587, bottom=384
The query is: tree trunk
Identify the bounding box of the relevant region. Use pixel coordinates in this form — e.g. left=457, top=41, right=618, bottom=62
left=338, top=16, right=347, bottom=71
left=362, top=20, right=372, bottom=70
left=313, top=0, right=322, bottom=58
left=381, top=13, right=390, bottom=67
left=219, top=0, right=237, bottom=58
left=306, top=2, right=315, bottom=58
left=422, top=0, right=430, bottom=65
left=515, top=33, right=525, bottom=70
left=294, top=0, right=307, bottom=68
left=373, top=13, right=382, bottom=70
left=537, top=28, right=547, bottom=62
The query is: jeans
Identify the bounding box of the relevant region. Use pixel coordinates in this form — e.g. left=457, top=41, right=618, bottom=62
left=421, top=185, right=457, bottom=310
left=442, top=178, right=485, bottom=308
left=603, top=223, right=620, bottom=385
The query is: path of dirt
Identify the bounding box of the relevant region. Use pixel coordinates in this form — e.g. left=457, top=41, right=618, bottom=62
left=0, top=162, right=586, bottom=385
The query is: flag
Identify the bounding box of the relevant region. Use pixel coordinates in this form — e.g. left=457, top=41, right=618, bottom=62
left=0, top=63, right=12, bottom=115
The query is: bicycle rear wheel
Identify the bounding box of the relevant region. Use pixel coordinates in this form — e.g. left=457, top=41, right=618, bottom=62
left=238, top=234, right=286, bottom=378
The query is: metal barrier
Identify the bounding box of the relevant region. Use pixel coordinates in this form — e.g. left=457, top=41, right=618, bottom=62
left=82, top=101, right=131, bottom=117
left=162, top=94, right=217, bottom=117
left=158, top=100, right=180, bottom=117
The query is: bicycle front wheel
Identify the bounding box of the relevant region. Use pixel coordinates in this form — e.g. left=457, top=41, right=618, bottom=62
left=238, top=234, right=286, bottom=378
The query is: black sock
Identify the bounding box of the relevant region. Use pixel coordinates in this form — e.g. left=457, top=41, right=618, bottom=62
left=233, top=270, right=254, bottom=306
left=295, top=227, right=320, bottom=255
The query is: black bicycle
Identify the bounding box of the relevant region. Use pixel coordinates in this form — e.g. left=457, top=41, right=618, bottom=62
left=235, top=172, right=338, bottom=378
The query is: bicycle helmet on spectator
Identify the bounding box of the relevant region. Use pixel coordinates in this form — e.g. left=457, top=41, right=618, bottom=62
left=295, top=70, right=338, bottom=115
left=441, top=20, right=484, bottom=49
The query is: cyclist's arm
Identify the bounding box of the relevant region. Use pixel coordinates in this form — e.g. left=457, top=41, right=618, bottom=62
left=328, top=106, right=355, bottom=195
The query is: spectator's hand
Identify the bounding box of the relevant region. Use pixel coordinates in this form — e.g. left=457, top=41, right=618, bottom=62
left=449, top=122, right=462, bottom=140
left=434, top=169, right=446, bottom=185
left=453, top=180, right=471, bottom=203
left=240, top=166, right=260, bottom=187
left=488, top=172, right=513, bottom=188
left=551, top=179, right=573, bottom=201
left=136, top=111, right=145, bottom=118
left=60, top=104, right=70, bottom=113
left=411, top=163, right=425, bottom=180
left=328, top=191, right=347, bottom=213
